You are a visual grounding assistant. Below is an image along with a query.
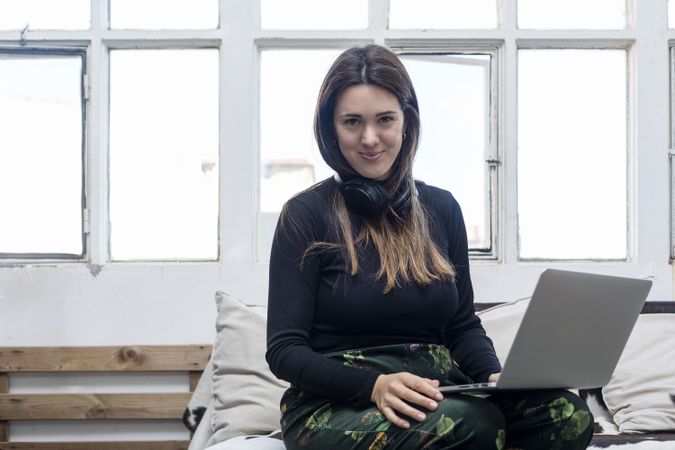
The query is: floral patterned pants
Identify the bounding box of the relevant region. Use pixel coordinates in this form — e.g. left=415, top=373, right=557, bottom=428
left=279, top=344, right=594, bottom=450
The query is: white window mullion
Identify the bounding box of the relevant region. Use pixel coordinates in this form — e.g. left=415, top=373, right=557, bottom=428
left=87, top=0, right=109, bottom=266
left=633, top=0, right=670, bottom=270
left=501, top=0, right=518, bottom=266
left=221, top=0, right=258, bottom=267
left=370, top=0, right=389, bottom=45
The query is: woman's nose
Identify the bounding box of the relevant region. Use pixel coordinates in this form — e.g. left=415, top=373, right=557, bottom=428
left=361, top=124, right=379, bottom=146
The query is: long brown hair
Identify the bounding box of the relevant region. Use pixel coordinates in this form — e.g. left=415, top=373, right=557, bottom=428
left=310, top=44, right=456, bottom=292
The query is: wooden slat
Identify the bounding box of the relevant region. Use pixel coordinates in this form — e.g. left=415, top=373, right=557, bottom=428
left=0, top=373, right=7, bottom=441
left=0, top=393, right=191, bottom=420
left=0, top=441, right=189, bottom=450
left=0, top=346, right=212, bottom=372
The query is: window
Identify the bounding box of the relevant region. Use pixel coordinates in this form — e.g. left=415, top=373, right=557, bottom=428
left=0, top=48, right=86, bottom=258
left=109, top=49, right=219, bottom=261
left=400, top=52, right=496, bottom=253
left=259, top=49, right=341, bottom=214
left=0, top=9, right=220, bottom=262
left=389, top=0, right=498, bottom=29
left=518, top=0, right=626, bottom=30
left=253, top=0, right=669, bottom=300
left=0, top=1, right=670, bottom=303
left=258, top=49, right=498, bottom=260
left=260, top=0, right=368, bottom=30
left=0, top=0, right=90, bottom=30
left=518, top=49, right=627, bottom=260
left=110, top=0, right=218, bottom=30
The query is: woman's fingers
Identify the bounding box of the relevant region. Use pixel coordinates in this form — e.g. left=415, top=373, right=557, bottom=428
left=404, top=374, right=443, bottom=402
left=371, top=372, right=445, bottom=428
left=380, top=405, right=411, bottom=429
left=400, top=388, right=440, bottom=411
left=387, top=394, right=428, bottom=422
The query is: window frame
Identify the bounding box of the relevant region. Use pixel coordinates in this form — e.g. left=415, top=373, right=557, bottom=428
left=670, top=45, right=675, bottom=262
left=0, top=45, right=89, bottom=261
left=106, top=45, right=221, bottom=263
left=0, top=0, right=669, bottom=304
left=394, top=44, right=501, bottom=259
left=254, top=43, right=500, bottom=261
left=515, top=44, right=632, bottom=263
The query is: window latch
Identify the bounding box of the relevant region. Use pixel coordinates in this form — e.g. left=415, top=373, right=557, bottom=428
left=19, top=23, right=29, bottom=46
left=486, top=158, right=501, bottom=168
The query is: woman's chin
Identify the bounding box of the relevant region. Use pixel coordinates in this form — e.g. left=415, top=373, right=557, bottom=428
left=354, top=168, right=393, bottom=181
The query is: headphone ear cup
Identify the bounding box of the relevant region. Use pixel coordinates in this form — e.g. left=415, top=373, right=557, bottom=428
left=390, top=181, right=413, bottom=218
left=339, top=178, right=388, bottom=217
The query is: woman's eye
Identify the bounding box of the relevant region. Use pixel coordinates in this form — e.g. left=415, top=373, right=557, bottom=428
left=379, top=115, right=394, bottom=124
left=344, top=118, right=359, bottom=126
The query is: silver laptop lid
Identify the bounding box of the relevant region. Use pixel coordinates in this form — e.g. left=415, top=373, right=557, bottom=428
left=498, top=269, right=652, bottom=390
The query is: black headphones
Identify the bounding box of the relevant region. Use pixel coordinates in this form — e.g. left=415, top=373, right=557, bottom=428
left=335, top=174, right=414, bottom=218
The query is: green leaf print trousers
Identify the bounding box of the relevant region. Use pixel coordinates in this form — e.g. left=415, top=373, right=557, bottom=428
left=279, top=344, right=594, bottom=450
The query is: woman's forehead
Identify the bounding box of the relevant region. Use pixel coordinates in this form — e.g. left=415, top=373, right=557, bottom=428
left=334, top=84, right=402, bottom=115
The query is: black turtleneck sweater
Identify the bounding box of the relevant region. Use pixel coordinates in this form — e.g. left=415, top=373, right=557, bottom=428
left=265, top=177, right=501, bottom=407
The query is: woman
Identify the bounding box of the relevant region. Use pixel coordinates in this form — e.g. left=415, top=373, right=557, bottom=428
left=266, top=44, right=593, bottom=450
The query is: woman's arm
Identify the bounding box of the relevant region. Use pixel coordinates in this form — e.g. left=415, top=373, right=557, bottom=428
left=265, top=196, right=380, bottom=406
left=441, top=193, right=502, bottom=382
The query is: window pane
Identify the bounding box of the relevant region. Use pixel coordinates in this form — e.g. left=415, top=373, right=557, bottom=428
left=110, top=0, right=218, bottom=30
left=0, top=0, right=89, bottom=30
left=518, top=50, right=627, bottom=260
left=0, top=53, right=84, bottom=256
left=389, top=0, right=497, bottom=29
left=110, top=49, right=219, bottom=261
left=261, top=0, right=367, bottom=29
left=260, top=49, right=342, bottom=213
left=518, top=0, right=625, bottom=29
left=670, top=0, right=675, bottom=29
left=401, top=54, right=492, bottom=250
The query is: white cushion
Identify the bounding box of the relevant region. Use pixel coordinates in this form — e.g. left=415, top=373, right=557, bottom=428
left=205, top=436, right=286, bottom=450
left=188, top=402, right=214, bottom=450
left=476, top=298, right=530, bottom=364
left=601, top=314, right=675, bottom=433
left=207, top=291, right=289, bottom=447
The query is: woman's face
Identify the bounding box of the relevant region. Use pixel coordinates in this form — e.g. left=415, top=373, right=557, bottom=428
left=333, top=84, right=404, bottom=181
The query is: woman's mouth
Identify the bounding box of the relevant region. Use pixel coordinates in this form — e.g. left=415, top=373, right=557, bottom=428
left=360, top=152, right=382, bottom=161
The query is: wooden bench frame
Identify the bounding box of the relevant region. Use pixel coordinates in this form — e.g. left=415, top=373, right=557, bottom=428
left=2, top=302, right=673, bottom=449
left=0, top=345, right=212, bottom=450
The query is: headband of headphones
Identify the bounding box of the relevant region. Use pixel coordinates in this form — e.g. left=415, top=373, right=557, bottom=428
left=334, top=174, right=413, bottom=218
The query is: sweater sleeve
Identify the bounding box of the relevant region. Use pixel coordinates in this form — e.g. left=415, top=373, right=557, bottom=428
left=265, top=196, right=380, bottom=407
left=441, top=194, right=502, bottom=382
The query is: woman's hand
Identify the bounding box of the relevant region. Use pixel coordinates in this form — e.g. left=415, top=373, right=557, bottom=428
left=370, top=372, right=444, bottom=429
left=488, top=372, right=501, bottom=382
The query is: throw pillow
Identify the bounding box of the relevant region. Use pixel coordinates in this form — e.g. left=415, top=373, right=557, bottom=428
left=476, top=298, right=530, bottom=363
left=188, top=403, right=215, bottom=450
left=207, top=291, right=290, bottom=447
left=183, top=358, right=213, bottom=433
left=602, top=314, right=675, bottom=433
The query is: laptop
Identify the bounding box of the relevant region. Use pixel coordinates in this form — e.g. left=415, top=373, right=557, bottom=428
left=440, top=269, right=652, bottom=394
